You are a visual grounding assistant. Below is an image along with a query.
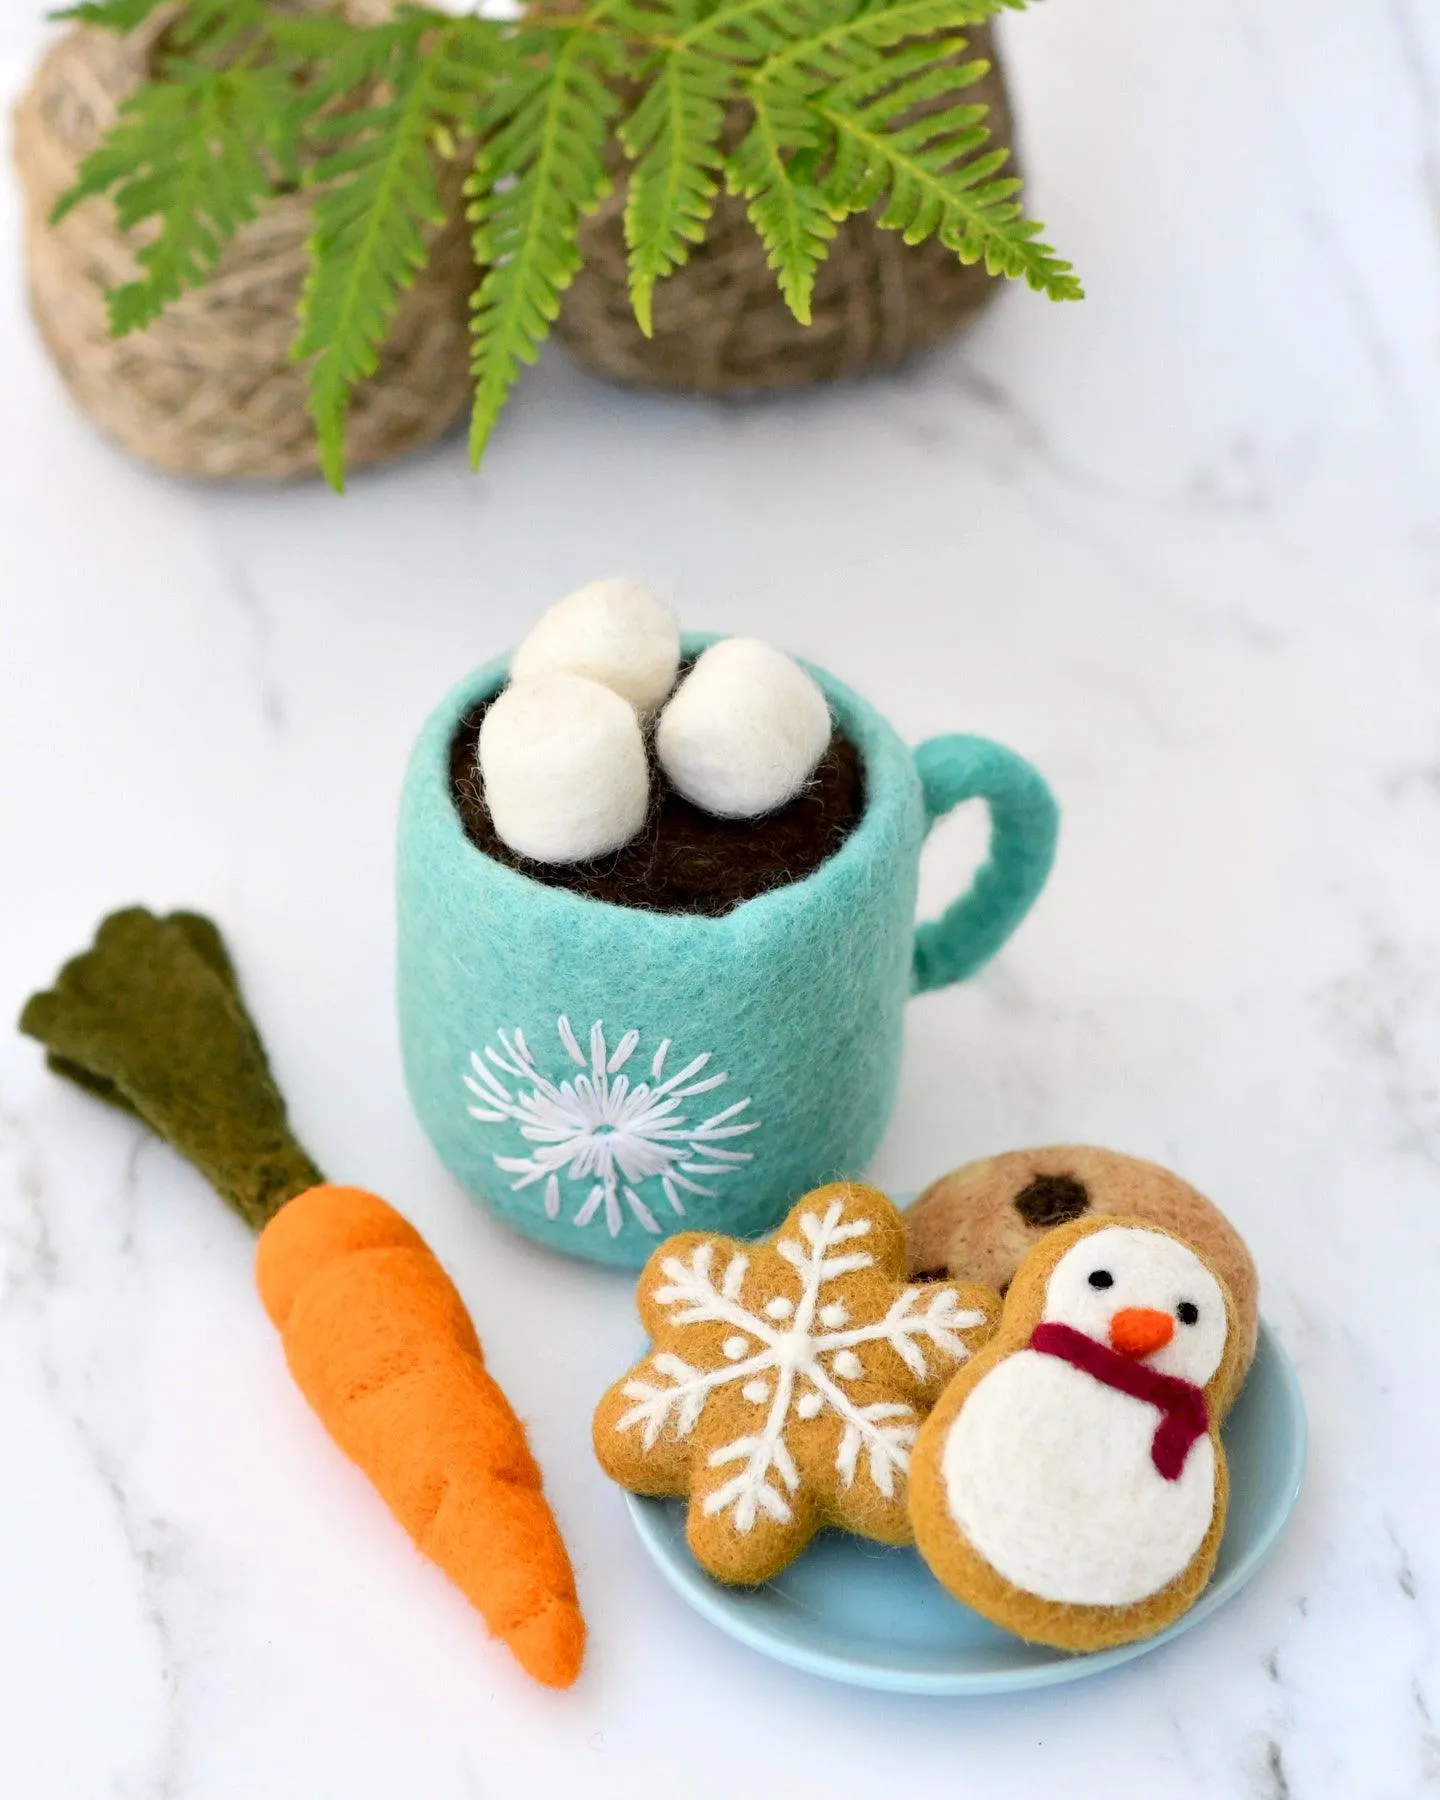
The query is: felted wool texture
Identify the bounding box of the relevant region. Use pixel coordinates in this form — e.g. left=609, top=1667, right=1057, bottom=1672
left=909, top=735, right=1059, bottom=994
left=593, top=1183, right=1000, bottom=1585
left=508, top=578, right=681, bottom=715
left=256, top=1179, right=433, bottom=1332
left=400, top=635, right=1059, bottom=1268
left=43, top=909, right=239, bottom=1115
left=25, top=917, right=586, bottom=1688
left=478, top=673, right=650, bottom=864
left=655, top=637, right=833, bottom=819
left=256, top=1184, right=586, bottom=1689
left=20, top=908, right=323, bottom=1229
left=905, top=1145, right=1258, bottom=1413
left=453, top=684, right=864, bottom=916
left=909, top=1216, right=1245, bottom=1653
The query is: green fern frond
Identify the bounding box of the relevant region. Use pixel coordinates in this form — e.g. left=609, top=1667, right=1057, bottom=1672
left=618, top=0, right=819, bottom=328
left=757, top=0, right=1000, bottom=85
left=818, top=50, right=1082, bottom=298
left=58, top=0, right=276, bottom=59
left=53, top=64, right=288, bottom=335
left=57, top=0, right=1082, bottom=480
left=727, top=83, right=835, bottom=323
left=620, top=47, right=732, bottom=336
left=602, top=0, right=709, bottom=38
left=52, top=0, right=273, bottom=55
left=292, top=14, right=488, bottom=490
left=820, top=40, right=989, bottom=206
left=680, top=0, right=819, bottom=63
left=467, top=28, right=623, bottom=465
left=49, top=0, right=169, bottom=28
left=164, top=0, right=274, bottom=59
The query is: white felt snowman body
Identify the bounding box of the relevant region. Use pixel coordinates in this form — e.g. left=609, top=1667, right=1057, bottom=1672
left=941, top=1348, right=1217, bottom=1605
left=940, top=1227, right=1227, bottom=1606
left=910, top=1219, right=1240, bottom=1650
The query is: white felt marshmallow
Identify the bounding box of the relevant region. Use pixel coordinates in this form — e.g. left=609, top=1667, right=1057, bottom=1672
left=478, top=674, right=649, bottom=863
left=655, top=637, right=832, bottom=819
left=509, top=578, right=681, bottom=715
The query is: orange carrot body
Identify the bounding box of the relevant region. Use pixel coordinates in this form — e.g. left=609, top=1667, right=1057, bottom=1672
left=256, top=1184, right=585, bottom=1689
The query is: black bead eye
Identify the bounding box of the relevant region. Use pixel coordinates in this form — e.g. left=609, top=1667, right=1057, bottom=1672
left=1177, top=1301, right=1199, bottom=1325
left=1088, top=1269, right=1114, bottom=1289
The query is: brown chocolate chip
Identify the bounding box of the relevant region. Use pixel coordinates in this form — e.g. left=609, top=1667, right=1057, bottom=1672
left=1013, top=1173, right=1091, bottom=1229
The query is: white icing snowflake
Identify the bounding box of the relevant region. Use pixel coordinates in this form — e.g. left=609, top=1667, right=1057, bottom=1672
left=615, top=1193, right=989, bottom=1531
left=464, top=1017, right=758, bottom=1237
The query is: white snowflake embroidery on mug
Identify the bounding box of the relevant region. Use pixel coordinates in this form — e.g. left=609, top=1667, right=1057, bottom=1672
left=464, top=1017, right=759, bottom=1236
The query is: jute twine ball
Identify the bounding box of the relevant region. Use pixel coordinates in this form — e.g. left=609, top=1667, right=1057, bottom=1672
left=556, top=22, right=1016, bottom=394
left=9, top=5, right=475, bottom=482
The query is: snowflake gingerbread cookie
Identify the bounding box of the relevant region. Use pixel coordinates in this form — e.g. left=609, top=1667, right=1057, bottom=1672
left=593, top=1182, right=1000, bottom=1584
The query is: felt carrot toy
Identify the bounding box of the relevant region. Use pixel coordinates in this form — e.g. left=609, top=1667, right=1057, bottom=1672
left=19, top=908, right=585, bottom=1690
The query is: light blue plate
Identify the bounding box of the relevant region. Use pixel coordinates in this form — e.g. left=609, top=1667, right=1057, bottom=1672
left=627, top=1318, right=1306, bottom=1693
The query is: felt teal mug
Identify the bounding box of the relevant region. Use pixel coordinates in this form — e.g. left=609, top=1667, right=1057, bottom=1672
left=397, top=639, right=1058, bottom=1268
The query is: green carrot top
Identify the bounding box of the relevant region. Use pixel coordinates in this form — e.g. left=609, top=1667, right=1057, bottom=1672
left=19, top=907, right=323, bottom=1229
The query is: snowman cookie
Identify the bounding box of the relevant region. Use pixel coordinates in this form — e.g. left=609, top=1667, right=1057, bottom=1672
left=905, top=1146, right=1258, bottom=1413
left=594, top=1183, right=999, bottom=1585
left=909, top=1216, right=1243, bottom=1652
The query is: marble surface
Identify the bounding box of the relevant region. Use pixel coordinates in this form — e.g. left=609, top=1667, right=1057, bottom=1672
left=4, top=1, right=1440, bottom=1794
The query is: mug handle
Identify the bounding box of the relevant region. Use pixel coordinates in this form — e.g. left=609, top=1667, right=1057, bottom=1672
left=910, top=736, right=1059, bottom=996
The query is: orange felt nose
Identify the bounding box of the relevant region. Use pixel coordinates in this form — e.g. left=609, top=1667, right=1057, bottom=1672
left=1109, top=1307, right=1175, bottom=1358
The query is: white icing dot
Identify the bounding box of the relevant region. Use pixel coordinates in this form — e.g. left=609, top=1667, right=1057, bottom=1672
left=765, top=1296, right=794, bottom=1320
left=818, top=1302, right=848, bottom=1328
left=742, top=1380, right=769, bottom=1405
left=775, top=1328, right=816, bottom=1373
left=832, top=1350, right=863, bottom=1380
left=796, top=1391, right=823, bottom=1419
left=723, top=1335, right=750, bottom=1361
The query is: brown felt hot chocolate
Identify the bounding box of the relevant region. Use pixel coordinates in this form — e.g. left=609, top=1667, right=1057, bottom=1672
left=449, top=690, right=865, bottom=918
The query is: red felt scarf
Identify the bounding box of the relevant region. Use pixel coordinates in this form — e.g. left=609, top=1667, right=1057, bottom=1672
left=1029, top=1322, right=1210, bottom=1481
